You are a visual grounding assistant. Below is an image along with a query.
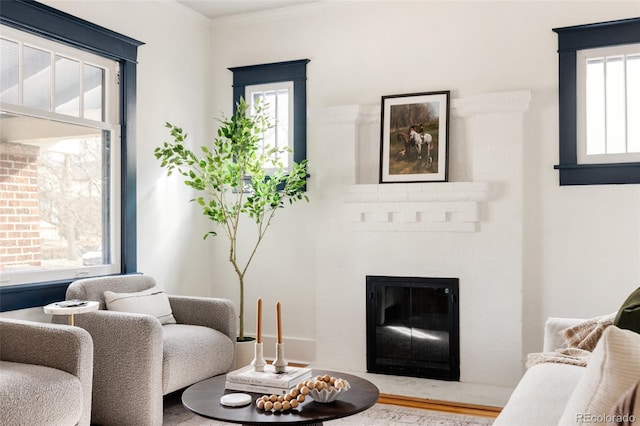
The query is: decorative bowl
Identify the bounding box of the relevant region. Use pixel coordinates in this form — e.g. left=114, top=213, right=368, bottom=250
left=307, top=381, right=351, bottom=403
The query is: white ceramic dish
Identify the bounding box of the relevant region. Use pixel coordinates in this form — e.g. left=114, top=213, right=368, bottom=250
left=307, top=381, right=351, bottom=403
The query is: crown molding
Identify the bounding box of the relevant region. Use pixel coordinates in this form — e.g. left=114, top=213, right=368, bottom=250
left=210, top=1, right=357, bottom=28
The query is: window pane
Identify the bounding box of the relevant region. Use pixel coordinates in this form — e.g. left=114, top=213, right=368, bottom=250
left=628, top=54, right=640, bottom=153
left=605, top=56, right=626, bottom=154
left=0, top=38, right=19, bottom=104
left=84, top=64, right=104, bottom=121
left=0, top=113, right=109, bottom=273
left=586, top=58, right=606, bottom=155
left=246, top=82, right=295, bottom=173
left=263, top=90, right=277, bottom=157
left=55, top=55, right=80, bottom=117
left=250, top=89, right=278, bottom=163
left=23, top=46, right=51, bottom=111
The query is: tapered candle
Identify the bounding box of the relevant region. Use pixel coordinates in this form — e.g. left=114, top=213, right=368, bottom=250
left=276, top=301, right=282, bottom=344
left=257, top=298, right=262, bottom=344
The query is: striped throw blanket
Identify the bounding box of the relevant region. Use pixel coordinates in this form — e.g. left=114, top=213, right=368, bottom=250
left=526, top=313, right=616, bottom=368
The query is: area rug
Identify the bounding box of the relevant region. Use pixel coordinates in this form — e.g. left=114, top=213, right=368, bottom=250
left=163, top=392, right=495, bottom=425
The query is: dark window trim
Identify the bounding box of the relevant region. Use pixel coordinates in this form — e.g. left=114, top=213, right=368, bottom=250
left=229, top=59, right=310, bottom=166
left=0, top=0, right=143, bottom=311
left=0, top=0, right=140, bottom=62
left=553, top=17, right=640, bottom=185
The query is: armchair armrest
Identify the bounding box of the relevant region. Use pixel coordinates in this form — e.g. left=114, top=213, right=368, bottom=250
left=65, top=310, right=164, bottom=426
left=543, top=317, right=586, bottom=352
left=169, top=295, right=236, bottom=342
left=0, top=319, right=93, bottom=426
left=0, top=319, right=92, bottom=377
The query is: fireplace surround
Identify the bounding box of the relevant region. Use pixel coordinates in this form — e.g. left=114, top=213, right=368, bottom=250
left=366, top=275, right=460, bottom=381
left=309, top=91, right=529, bottom=385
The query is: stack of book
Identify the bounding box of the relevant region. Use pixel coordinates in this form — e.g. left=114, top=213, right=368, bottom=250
left=225, top=365, right=313, bottom=395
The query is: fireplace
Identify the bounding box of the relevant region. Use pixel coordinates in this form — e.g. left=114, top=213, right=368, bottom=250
left=366, top=276, right=460, bottom=381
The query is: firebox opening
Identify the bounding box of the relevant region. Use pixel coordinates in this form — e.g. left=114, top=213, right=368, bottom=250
left=366, top=276, right=460, bottom=381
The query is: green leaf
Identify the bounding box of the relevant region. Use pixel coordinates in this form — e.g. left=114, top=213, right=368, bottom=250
left=155, top=100, right=310, bottom=338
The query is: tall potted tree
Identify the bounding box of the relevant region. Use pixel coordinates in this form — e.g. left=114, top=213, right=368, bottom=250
left=155, top=98, right=309, bottom=341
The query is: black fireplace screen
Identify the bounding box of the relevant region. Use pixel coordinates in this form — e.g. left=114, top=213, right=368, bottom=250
left=366, top=276, right=460, bottom=381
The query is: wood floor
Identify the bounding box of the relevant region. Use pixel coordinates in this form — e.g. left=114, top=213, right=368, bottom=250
left=377, top=393, right=501, bottom=418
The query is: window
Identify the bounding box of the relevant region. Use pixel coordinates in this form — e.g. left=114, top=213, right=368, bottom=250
left=1, top=25, right=120, bottom=286
left=0, top=0, right=142, bottom=311
left=229, top=59, right=309, bottom=173
left=553, top=17, right=640, bottom=185
left=577, top=44, right=640, bottom=164
left=246, top=81, right=294, bottom=173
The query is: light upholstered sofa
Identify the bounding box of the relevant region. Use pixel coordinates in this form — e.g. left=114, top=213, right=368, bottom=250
left=0, top=318, right=94, bottom=426
left=56, top=275, right=236, bottom=426
left=496, top=317, right=640, bottom=425
left=495, top=317, right=585, bottom=425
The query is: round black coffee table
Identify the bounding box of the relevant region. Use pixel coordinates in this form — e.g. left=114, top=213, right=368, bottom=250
left=181, top=369, right=379, bottom=425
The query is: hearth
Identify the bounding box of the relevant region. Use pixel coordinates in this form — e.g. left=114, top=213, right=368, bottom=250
left=366, top=276, right=460, bottom=381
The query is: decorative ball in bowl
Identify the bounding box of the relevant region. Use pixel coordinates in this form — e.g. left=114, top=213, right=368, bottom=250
left=306, top=375, right=351, bottom=403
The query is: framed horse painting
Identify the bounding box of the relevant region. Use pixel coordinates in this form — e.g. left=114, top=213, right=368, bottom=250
left=379, top=91, right=450, bottom=183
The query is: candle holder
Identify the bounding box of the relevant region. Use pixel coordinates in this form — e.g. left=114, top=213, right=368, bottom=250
left=250, top=342, right=266, bottom=372
left=272, top=342, right=287, bottom=373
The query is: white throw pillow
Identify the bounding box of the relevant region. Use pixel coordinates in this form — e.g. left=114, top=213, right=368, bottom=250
left=104, top=287, right=176, bottom=325
left=559, top=326, right=640, bottom=425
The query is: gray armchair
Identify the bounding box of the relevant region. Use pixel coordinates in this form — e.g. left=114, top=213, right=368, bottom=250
left=58, top=275, right=236, bottom=426
left=0, top=318, right=93, bottom=426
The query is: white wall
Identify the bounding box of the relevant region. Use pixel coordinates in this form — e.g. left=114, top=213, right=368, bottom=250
left=209, top=0, right=640, bottom=386
left=15, top=0, right=640, bottom=388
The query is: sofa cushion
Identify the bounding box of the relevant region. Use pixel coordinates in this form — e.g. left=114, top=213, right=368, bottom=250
left=104, top=286, right=176, bottom=325
left=559, top=326, right=640, bottom=425
left=615, top=287, right=640, bottom=334
left=161, top=324, right=235, bottom=394
left=0, top=360, right=83, bottom=426
left=493, top=363, right=585, bottom=426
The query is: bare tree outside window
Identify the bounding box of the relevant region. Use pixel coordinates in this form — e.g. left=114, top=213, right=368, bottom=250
left=1, top=114, right=107, bottom=273
left=38, top=135, right=103, bottom=266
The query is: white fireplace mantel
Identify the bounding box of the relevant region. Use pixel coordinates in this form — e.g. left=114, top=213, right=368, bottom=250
left=311, top=90, right=530, bottom=234
left=342, top=181, right=489, bottom=233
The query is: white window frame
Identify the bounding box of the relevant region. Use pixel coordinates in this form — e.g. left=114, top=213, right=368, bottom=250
left=245, top=81, right=295, bottom=174
left=0, top=24, right=122, bottom=287
left=576, top=42, right=640, bottom=164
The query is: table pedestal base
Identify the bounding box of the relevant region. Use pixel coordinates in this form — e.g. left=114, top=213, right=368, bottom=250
left=242, top=424, right=322, bottom=426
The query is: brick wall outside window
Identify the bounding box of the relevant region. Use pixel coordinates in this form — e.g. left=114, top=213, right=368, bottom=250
left=0, top=142, right=41, bottom=271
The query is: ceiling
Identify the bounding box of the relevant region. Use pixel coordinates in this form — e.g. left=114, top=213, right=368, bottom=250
left=177, top=0, right=320, bottom=19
